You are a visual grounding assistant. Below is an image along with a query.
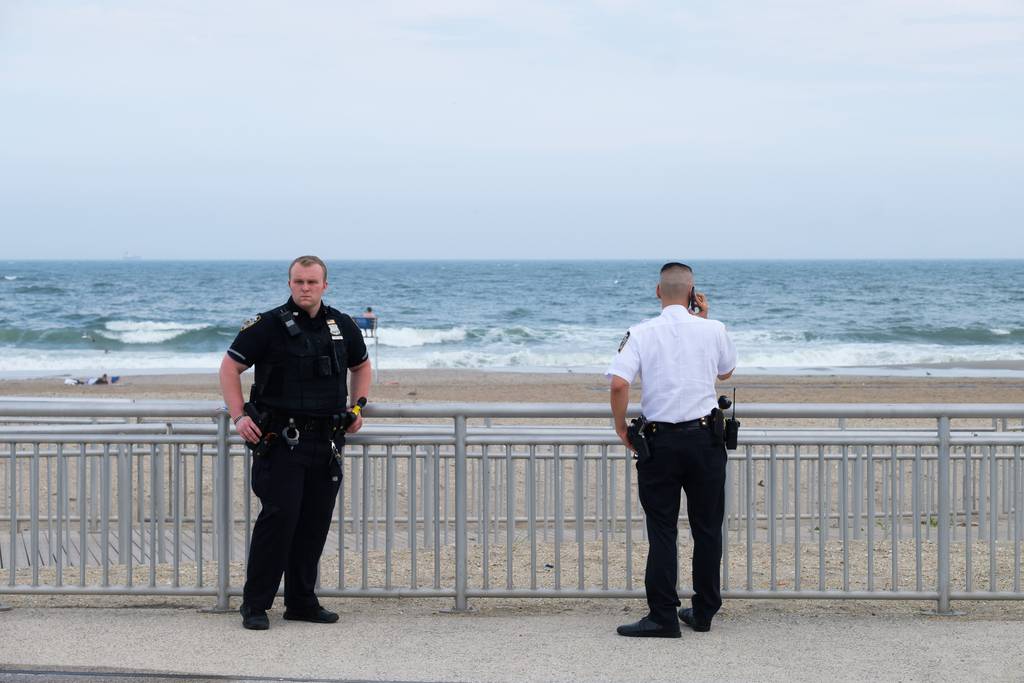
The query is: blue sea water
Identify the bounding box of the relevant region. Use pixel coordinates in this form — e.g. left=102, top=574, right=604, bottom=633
left=0, top=260, right=1022, bottom=377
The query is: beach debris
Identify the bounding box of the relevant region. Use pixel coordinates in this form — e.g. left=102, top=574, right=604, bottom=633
left=63, top=374, right=119, bottom=385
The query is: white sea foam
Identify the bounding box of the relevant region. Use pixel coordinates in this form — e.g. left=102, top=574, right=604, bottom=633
left=377, top=326, right=467, bottom=348
left=3, top=275, right=16, bottom=281
left=377, top=348, right=610, bottom=370
left=735, top=340, right=1024, bottom=368
left=990, top=328, right=1011, bottom=336
left=0, top=349, right=224, bottom=374
left=99, top=321, right=209, bottom=344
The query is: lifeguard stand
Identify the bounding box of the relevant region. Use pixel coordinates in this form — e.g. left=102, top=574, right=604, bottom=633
left=352, top=315, right=379, bottom=383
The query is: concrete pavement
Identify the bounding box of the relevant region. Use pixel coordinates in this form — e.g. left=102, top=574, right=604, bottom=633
left=2, top=600, right=1023, bottom=682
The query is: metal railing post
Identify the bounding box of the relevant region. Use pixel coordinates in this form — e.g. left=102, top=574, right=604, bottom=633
left=937, top=416, right=953, bottom=614
left=454, top=414, right=469, bottom=611
left=214, top=410, right=231, bottom=611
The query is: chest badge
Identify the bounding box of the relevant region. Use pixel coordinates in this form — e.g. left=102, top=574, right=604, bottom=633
left=240, top=314, right=261, bottom=331
left=326, top=318, right=344, bottom=340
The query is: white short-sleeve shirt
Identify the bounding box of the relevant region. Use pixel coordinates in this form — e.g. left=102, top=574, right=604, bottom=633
left=605, top=305, right=737, bottom=422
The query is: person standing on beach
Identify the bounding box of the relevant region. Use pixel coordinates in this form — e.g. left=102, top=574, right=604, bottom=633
left=219, top=255, right=371, bottom=630
left=608, top=262, right=736, bottom=638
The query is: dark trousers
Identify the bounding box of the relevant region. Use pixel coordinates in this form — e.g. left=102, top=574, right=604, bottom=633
left=637, top=426, right=727, bottom=626
left=243, top=438, right=342, bottom=610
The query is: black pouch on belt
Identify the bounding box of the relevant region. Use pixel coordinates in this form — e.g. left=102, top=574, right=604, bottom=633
left=243, top=402, right=276, bottom=458
left=710, top=408, right=726, bottom=442
left=626, top=416, right=652, bottom=466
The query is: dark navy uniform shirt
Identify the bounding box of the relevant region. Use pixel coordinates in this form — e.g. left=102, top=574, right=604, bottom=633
left=227, top=297, right=368, bottom=372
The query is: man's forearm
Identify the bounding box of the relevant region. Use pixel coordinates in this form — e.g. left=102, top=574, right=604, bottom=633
left=348, top=361, right=372, bottom=405
left=218, top=356, right=246, bottom=420
left=610, top=383, right=630, bottom=429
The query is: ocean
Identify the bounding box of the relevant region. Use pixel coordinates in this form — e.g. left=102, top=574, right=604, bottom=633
left=1, top=260, right=1022, bottom=378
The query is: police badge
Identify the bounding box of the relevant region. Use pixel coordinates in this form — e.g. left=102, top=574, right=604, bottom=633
left=326, top=318, right=344, bottom=341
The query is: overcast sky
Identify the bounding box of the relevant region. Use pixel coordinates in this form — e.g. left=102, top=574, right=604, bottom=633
left=1, top=1, right=1022, bottom=260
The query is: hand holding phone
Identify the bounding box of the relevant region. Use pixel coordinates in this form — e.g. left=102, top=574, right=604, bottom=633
left=689, top=289, right=708, bottom=318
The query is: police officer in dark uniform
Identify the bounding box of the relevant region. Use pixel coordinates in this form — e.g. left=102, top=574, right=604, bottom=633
left=608, top=262, right=736, bottom=637
left=219, top=255, right=372, bottom=630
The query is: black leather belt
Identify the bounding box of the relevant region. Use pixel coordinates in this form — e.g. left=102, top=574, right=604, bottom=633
left=645, top=416, right=710, bottom=434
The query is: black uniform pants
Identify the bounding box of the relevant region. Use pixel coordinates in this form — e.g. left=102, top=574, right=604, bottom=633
left=243, top=438, right=342, bottom=611
left=637, top=426, right=727, bottom=627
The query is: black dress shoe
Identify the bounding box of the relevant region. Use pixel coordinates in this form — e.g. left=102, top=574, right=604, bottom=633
left=283, top=605, right=339, bottom=624
left=616, top=616, right=681, bottom=638
left=678, top=608, right=711, bottom=632
left=240, top=604, right=269, bottom=630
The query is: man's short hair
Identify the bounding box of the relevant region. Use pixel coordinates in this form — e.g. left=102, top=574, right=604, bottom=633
left=660, top=262, right=692, bottom=274
left=659, top=262, right=693, bottom=299
left=289, top=255, right=328, bottom=281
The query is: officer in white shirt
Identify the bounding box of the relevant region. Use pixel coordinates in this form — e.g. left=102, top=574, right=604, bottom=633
left=608, top=262, right=736, bottom=638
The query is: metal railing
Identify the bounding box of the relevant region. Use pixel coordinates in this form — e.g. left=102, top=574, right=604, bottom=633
left=1, top=399, right=1022, bottom=614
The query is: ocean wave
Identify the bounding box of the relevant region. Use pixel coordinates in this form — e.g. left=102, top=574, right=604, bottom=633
left=377, top=326, right=467, bottom=348
left=99, top=320, right=211, bottom=345
left=378, top=348, right=610, bottom=370
left=849, top=325, right=1024, bottom=344
left=734, top=326, right=1023, bottom=346
left=736, top=341, right=1024, bottom=368
left=3, top=338, right=1023, bottom=374
left=3, top=275, right=16, bottom=281
left=0, top=328, right=91, bottom=345
left=0, top=348, right=224, bottom=373
left=471, top=325, right=545, bottom=344
left=15, top=284, right=65, bottom=295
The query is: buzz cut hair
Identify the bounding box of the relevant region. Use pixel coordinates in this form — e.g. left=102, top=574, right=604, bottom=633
left=659, top=261, right=694, bottom=299
left=659, top=261, right=692, bottom=274
left=289, top=255, right=328, bottom=281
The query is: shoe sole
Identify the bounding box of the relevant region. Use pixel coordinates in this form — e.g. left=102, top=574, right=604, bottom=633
left=242, top=622, right=269, bottom=630
left=616, top=630, right=681, bottom=638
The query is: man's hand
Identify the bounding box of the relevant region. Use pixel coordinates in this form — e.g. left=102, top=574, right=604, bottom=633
left=234, top=415, right=263, bottom=444
left=345, top=414, right=364, bottom=434
left=616, top=423, right=633, bottom=452
left=694, top=292, right=709, bottom=319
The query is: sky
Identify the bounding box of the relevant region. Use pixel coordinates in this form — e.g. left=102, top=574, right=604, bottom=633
left=1, top=0, right=1022, bottom=260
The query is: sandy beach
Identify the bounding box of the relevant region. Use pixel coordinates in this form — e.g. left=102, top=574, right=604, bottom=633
left=2, top=368, right=1023, bottom=405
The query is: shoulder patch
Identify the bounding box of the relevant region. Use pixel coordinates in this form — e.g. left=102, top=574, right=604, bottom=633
left=617, top=330, right=630, bottom=353
left=240, top=314, right=261, bottom=331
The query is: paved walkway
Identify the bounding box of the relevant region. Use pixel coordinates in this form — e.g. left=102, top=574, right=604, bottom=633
left=2, top=600, right=1023, bottom=682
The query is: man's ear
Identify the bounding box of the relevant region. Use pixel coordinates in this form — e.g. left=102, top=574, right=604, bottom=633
left=656, top=284, right=662, bottom=300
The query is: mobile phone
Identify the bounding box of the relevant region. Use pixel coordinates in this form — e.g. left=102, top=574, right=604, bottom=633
left=688, top=288, right=700, bottom=313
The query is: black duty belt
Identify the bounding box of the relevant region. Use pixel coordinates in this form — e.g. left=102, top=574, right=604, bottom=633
left=268, top=412, right=341, bottom=435
left=645, top=416, right=711, bottom=434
